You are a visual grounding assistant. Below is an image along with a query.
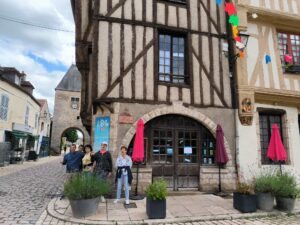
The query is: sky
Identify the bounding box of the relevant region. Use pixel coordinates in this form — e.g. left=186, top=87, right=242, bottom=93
left=0, top=0, right=75, bottom=114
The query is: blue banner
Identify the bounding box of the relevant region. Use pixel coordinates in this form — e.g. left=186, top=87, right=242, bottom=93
left=93, top=117, right=110, bottom=152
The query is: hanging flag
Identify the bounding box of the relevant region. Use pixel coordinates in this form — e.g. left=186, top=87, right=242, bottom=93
left=239, top=51, right=245, bottom=58
left=235, top=36, right=241, bottom=42
left=284, top=54, right=293, bottom=63
left=225, top=2, right=237, bottom=15
left=216, top=0, right=222, bottom=5
left=236, top=41, right=245, bottom=49
left=229, top=15, right=239, bottom=26
left=265, top=55, right=271, bottom=64
left=232, top=26, right=239, bottom=38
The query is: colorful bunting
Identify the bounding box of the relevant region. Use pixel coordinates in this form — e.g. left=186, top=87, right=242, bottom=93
left=216, top=0, right=222, bottom=5
left=225, top=2, right=237, bottom=15
left=265, top=55, right=271, bottom=64
left=239, top=51, right=245, bottom=58
left=232, top=26, right=239, bottom=38
left=234, top=36, right=241, bottom=42
left=236, top=41, right=245, bottom=49
left=229, top=15, right=239, bottom=26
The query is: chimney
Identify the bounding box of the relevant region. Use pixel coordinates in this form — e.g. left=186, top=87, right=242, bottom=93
left=21, top=80, right=34, bottom=95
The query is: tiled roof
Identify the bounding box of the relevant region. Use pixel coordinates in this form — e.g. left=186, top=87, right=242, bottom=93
left=55, top=64, right=81, bottom=92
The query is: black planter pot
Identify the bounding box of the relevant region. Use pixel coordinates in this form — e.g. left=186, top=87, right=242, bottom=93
left=69, top=197, right=100, bottom=218
left=276, top=196, right=295, bottom=212
left=256, top=192, right=274, bottom=212
left=233, top=192, right=257, bottom=213
left=146, top=197, right=166, bottom=219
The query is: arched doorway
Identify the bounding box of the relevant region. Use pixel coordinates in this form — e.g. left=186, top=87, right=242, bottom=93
left=60, top=127, right=85, bottom=152
left=128, top=114, right=216, bottom=191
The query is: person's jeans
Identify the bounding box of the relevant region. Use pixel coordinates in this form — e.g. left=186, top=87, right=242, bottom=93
left=117, top=173, right=129, bottom=200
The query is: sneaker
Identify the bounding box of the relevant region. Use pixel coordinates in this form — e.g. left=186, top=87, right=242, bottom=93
left=125, top=199, right=130, bottom=205
left=101, top=196, right=106, bottom=203
left=114, top=199, right=119, bottom=204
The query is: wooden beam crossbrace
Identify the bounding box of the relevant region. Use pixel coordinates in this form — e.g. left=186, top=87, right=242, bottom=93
left=192, top=48, right=228, bottom=107
left=101, top=39, right=155, bottom=98
left=198, top=0, right=221, bottom=35
left=105, top=0, right=127, bottom=17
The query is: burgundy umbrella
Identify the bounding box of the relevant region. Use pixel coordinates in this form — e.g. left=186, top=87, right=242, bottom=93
left=131, top=119, right=145, bottom=198
left=216, top=124, right=229, bottom=193
left=267, top=124, right=287, bottom=174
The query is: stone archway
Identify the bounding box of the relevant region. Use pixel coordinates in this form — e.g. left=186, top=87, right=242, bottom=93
left=122, top=103, right=232, bottom=166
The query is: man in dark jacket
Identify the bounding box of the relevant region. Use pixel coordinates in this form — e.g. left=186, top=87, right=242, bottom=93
left=62, top=144, right=84, bottom=173
left=92, top=141, right=113, bottom=202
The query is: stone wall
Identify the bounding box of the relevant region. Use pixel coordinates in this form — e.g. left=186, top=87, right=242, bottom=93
left=51, top=90, right=90, bottom=152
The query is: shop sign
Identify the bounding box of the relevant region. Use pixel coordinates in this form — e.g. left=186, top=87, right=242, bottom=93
left=119, top=113, right=134, bottom=124
left=94, top=117, right=110, bottom=151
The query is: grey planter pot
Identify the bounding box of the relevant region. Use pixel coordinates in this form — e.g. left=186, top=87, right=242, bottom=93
left=276, top=197, right=295, bottom=212
left=256, top=193, right=274, bottom=211
left=69, top=197, right=100, bottom=218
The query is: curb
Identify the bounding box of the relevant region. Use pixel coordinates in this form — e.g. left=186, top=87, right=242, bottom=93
left=47, top=198, right=300, bottom=225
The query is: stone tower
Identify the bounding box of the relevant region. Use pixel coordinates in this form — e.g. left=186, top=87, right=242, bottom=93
left=51, top=65, right=90, bottom=152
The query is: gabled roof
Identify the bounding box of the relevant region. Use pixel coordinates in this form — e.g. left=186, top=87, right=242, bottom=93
left=55, top=64, right=81, bottom=92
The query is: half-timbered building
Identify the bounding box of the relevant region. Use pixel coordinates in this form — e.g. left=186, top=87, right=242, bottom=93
left=235, top=0, right=300, bottom=182
left=71, top=0, right=237, bottom=192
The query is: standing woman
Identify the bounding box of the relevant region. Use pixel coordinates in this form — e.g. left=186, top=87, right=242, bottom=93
left=82, top=145, right=94, bottom=173
left=114, top=146, right=132, bottom=204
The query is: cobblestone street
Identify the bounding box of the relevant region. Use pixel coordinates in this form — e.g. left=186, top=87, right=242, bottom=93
left=0, top=157, right=65, bottom=225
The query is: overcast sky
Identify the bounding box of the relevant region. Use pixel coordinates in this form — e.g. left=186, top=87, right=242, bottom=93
left=0, top=0, right=75, bottom=114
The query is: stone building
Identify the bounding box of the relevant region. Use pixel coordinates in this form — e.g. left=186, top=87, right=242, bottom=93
left=51, top=65, right=90, bottom=152
left=235, top=0, right=300, bottom=182
left=0, top=67, right=41, bottom=162
left=71, top=0, right=237, bottom=192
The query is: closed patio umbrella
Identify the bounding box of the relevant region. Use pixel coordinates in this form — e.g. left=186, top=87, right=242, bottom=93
left=267, top=124, right=287, bottom=174
left=131, top=119, right=145, bottom=199
left=215, top=124, right=229, bottom=193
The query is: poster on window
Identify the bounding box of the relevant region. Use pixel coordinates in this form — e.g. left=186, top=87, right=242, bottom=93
left=184, top=146, right=192, bottom=155
left=93, top=117, right=110, bottom=152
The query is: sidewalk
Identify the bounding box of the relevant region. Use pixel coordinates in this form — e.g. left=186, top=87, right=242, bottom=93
left=0, top=156, right=61, bottom=177
left=42, top=194, right=300, bottom=225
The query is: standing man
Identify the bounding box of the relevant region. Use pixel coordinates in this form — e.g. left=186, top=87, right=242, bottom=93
left=62, top=144, right=84, bottom=173
left=93, top=141, right=113, bottom=202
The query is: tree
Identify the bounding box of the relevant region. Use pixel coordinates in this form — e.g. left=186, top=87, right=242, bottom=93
left=64, top=130, right=78, bottom=143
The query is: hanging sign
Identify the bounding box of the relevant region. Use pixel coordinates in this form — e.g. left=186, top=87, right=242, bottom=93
left=93, top=117, right=110, bottom=151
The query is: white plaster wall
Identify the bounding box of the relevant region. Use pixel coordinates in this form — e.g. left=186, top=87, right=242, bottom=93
left=237, top=103, right=300, bottom=183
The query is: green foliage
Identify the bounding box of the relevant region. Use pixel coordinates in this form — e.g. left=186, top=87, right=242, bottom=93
left=64, top=173, right=110, bottom=200
left=236, top=182, right=254, bottom=195
left=272, top=173, right=300, bottom=199
left=146, top=178, right=168, bottom=200
left=254, top=174, right=277, bottom=193
left=64, top=130, right=78, bottom=143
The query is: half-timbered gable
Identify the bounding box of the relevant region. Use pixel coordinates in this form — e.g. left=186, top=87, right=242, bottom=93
left=72, top=0, right=237, bottom=192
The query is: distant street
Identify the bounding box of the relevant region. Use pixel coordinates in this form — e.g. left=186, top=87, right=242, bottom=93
left=0, top=157, right=65, bottom=225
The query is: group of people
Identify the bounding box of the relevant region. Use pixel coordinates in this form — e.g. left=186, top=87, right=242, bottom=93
left=62, top=141, right=132, bottom=205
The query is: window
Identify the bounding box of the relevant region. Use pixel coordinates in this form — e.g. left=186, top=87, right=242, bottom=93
left=0, top=94, right=9, bottom=121
left=25, top=106, right=29, bottom=126
left=159, top=33, right=188, bottom=84
left=71, top=97, right=80, bottom=109
left=35, top=113, right=39, bottom=128
left=259, top=113, right=284, bottom=164
left=41, top=122, right=44, bottom=131
left=277, top=32, right=300, bottom=66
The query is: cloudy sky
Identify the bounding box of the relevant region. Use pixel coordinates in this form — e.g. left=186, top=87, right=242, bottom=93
left=0, top=0, right=75, bottom=113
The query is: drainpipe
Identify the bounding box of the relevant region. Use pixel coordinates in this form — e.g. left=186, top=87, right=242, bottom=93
left=225, top=0, right=240, bottom=183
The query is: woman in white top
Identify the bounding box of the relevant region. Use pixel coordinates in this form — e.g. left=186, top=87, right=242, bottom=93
left=114, top=146, right=132, bottom=204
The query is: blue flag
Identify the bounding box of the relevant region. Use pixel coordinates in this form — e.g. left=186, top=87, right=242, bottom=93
left=216, top=0, right=222, bottom=5
left=265, top=55, right=271, bottom=64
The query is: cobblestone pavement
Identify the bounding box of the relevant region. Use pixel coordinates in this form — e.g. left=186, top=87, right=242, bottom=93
left=36, top=213, right=300, bottom=225
left=0, top=156, right=66, bottom=225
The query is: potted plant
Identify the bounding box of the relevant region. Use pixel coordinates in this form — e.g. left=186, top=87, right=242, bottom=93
left=145, top=178, right=168, bottom=219
left=254, top=174, right=276, bottom=211
left=273, top=173, right=300, bottom=212
left=63, top=173, right=110, bottom=218
left=233, top=182, right=257, bottom=213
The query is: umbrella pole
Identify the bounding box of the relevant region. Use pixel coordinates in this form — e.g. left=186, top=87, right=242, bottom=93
left=280, top=162, right=282, bottom=175
left=218, top=165, right=221, bottom=193
left=135, top=163, right=139, bottom=196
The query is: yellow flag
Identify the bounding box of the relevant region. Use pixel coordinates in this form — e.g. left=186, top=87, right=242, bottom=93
left=232, top=26, right=239, bottom=38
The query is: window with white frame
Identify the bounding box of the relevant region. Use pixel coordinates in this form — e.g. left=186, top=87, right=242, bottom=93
left=35, top=113, right=39, bottom=129
left=0, top=94, right=9, bottom=121
left=25, top=106, right=29, bottom=126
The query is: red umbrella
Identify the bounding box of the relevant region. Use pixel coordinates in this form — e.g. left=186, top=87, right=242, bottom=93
left=132, top=119, right=145, bottom=162
left=267, top=124, right=287, bottom=174
left=131, top=119, right=144, bottom=197
left=215, top=124, right=229, bottom=193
